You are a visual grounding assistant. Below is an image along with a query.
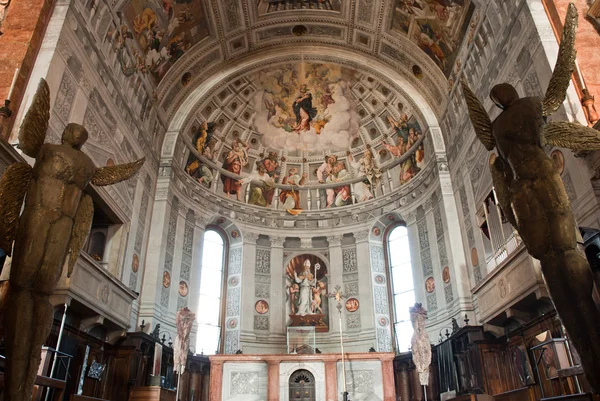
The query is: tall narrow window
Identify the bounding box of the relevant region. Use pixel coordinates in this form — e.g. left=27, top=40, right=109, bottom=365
left=196, top=230, right=225, bottom=355
left=387, top=225, right=415, bottom=352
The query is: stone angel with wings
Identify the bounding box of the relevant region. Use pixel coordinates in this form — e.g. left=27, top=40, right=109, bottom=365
left=461, top=4, right=600, bottom=391
left=0, top=79, right=144, bottom=401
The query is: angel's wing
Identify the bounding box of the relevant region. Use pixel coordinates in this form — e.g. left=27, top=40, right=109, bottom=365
left=18, top=79, right=50, bottom=158
left=460, top=81, right=495, bottom=151
left=0, top=162, right=33, bottom=256
left=91, top=158, right=145, bottom=186
left=542, top=121, right=600, bottom=150
left=67, top=194, right=94, bottom=277
left=542, top=3, right=578, bottom=117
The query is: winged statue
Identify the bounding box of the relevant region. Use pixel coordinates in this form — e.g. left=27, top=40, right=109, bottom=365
left=0, top=78, right=145, bottom=401
left=461, top=3, right=600, bottom=391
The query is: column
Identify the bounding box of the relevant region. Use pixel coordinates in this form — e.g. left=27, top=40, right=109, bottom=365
left=208, top=360, right=223, bottom=401
left=267, top=360, right=280, bottom=401
left=355, top=231, right=375, bottom=333
left=188, top=217, right=207, bottom=346
left=382, top=358, right=396, bottom=401
left=439, top=171, right=471, bottom=307
left=270, top=236, right=285, bottom=336
left=241, top=232, right=258, bottom=336
left=327, top=235, right=344, bottom=335
left=139, top=178, right=171, bottom=330
left=324, top=359, right=338, bottom=401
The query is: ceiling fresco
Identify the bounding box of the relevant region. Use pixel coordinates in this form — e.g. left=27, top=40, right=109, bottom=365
left=391, top=0, right=475, bottom=77
left=253, top=63, right=359, bottom=152
left=258, top=0, right=342, bottom=14
left=180, top=61, right=428, bottom=211
left=122, top=0, right=210, bottom=82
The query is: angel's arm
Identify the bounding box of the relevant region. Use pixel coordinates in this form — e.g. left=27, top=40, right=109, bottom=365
left=67, top=194, right=94, bottom=277
left=461, top=80, right=495, bottom=151
left=92, top=158, right=145, bottom=186
left=542, top=3, right=578, bottom=117
left=0, top=162, right=33, bottom=256
left=489, top=154, right=517, bottom=229
left=18, top=79, right=50, bottom=158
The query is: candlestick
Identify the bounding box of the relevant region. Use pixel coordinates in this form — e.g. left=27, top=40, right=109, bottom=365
left=7, top=68, right=18, bottom=102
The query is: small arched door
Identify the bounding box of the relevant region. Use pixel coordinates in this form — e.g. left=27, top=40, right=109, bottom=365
left=289, top=369, right=316, bottom=401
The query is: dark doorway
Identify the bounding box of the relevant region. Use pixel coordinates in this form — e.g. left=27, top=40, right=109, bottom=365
left=289, top=369, right=316, bottom=401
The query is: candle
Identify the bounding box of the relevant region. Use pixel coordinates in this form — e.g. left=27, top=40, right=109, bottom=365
left=7, top=68, right=19, bottom=102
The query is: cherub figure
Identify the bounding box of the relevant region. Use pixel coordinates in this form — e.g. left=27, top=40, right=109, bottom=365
left=461, top=4, right=600, bottom=391
left=287, top=283, right=300, bottom=314
left=0, top=79, right=144, bottom=401
left=311, top=281, right=326, bottom=314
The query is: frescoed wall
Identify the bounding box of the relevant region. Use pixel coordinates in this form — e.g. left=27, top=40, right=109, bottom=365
left=391, top=0, right=475, bottom=76
left=123, top=0, right=210, bottom=82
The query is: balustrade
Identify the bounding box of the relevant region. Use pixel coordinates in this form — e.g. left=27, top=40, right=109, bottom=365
left=180, top=129, right=428, bottom=213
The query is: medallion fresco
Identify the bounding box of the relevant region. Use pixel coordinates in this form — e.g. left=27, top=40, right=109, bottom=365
left=123, top=0, right=210, bottom=82
left=285, top=254, right=329, bottom=332
left=392, top=0, right=475, bottom=76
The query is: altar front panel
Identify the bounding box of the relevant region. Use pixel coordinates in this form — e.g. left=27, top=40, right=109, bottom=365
left=279, top=361, right=326, bottom=401
left=221, top=362, right=268, bottom=401
left=209, top=353, right=395, bottom=401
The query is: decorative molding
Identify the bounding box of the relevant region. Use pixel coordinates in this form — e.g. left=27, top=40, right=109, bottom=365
left=327, top=235, right=344, bottom=247
left=270, top=236, right=285, bottom=247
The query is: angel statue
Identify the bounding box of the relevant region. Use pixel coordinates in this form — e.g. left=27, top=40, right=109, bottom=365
left=0, top=79, right=145, bottom=401
left=461, top=4, right=600, bottom=391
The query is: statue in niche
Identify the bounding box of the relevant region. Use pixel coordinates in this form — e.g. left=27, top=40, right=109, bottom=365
left=0, top=79, right=144, bottom=401
left=461, top=4, right=600, bottom=391
left=285, top=254, right=329, bottom=332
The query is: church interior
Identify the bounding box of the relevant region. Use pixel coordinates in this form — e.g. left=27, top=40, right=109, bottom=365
left=1, top=0, right=600, bottom=400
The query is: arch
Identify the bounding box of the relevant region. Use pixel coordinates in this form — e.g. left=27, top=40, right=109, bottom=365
left=289, top=369, right=316, bottom=401
left=161, top=45, right=444, bottom=159
left=195, top=227, right=227, bottom=355
left=205, top=214, right=243, bottom=245
left=88, top=231, right=107, bottom=261
left=385, top=223, right=416, bottom=353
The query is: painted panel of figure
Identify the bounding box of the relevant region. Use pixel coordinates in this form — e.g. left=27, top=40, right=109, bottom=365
left=253, top=63, right=360, bottom=153
left=391, top=0, right=475, bottom=76
left=123, top=0, right=210, bottom=82
left=185, top=121, right=217, bottom=188
left=383, top=115, right=425, bottom=185
left=285, top=254, right=329, bottom=332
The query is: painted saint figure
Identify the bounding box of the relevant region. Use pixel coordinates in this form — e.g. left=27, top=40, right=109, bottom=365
left=240, top=162, right=275, bottom=207
left=348, top=148, right=381, bottom=202
left=279, top=167, right=307, bottom=215
left=221, top=138, right=249, bottom=201
left=292, top=86, right=318, bottom=132
left=326, top=161, right=352, bottom=207
left=318, top=155, right=337, bottom=206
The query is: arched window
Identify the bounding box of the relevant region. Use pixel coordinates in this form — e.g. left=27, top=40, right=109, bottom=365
left=196, top=230, right=225, bottom=355
left=387, top=225, right=415, bottom=352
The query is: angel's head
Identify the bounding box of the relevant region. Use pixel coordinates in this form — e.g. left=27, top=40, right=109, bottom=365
left=490, top=83, right=520, bottom=110
left=62, top=123, right=89, bottom=150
